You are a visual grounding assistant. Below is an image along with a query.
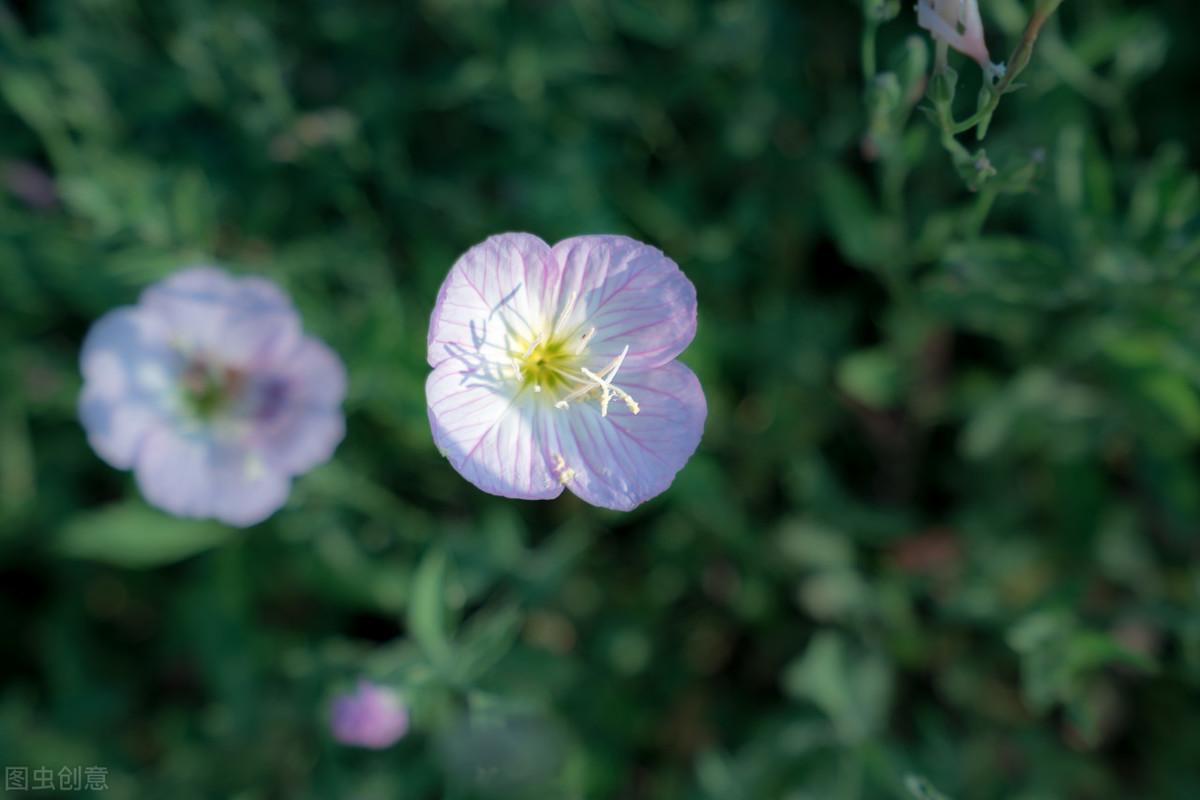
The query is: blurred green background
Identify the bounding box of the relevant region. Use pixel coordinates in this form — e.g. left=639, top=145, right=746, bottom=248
left=3, top=0, right=1200, bottom=797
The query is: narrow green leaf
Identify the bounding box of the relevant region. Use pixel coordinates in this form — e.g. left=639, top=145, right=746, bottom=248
left=906, top=775, right=953, bottom=800
left=453, top=603, right=523, bottom=684
left=409, top=547, right=454, bottom=667
left=56, top=502, right=232, bottom=568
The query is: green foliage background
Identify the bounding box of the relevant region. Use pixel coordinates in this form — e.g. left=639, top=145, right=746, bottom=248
left=3, top=0, right=1200, bottom=797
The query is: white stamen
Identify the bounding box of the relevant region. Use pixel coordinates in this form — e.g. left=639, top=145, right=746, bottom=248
left=519, top=335, right=543, bottom=361
left=552, top=291, right=577, bottom=336
left=612, top=384, right=640, bottom=415
left=512, top=334, right=544, bottom=380
left=552, top=453, right=575, bottom=484
left=578, top=345, right=636, bottom=418
left=581, top=367, right=609, bottom=415
left=527, top=321, right=639, bottom=418
left=575, top=326, right=596, bottom=353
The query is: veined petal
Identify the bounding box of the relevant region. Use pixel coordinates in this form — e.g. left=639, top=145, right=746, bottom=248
left=133, top=428, right=291, bottom=527
left=78, top=307, right=182, bottom=469
left=256, top=406, right=345, bottom=476
left=549, top=235, right=697, bottom=372
left=281, top=336, right=348, bottom=408
left=141, top=265, right=302, bottom=368
left=254, top=336, right=347, bottom=474
left=547, top=360, right=705, bottom=511
left=209, top=447, right=292, bottom=527
left=426, top=358, right=562, bottom=501
left=427, top=233, right=560, bottom=369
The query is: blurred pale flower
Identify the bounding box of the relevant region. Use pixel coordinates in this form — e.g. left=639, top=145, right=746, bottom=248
left=330, top=681, right=409, bottom=749
left=426, top=233, right=706, bottom=511
left=79, top=266, right=346, bottom=527
left=916, top=0, right=1001, bottom=76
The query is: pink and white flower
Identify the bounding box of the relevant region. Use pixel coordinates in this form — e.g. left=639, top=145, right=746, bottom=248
left=916, top=0, right=1000, bottom=76
left=426, top=233, right=706, bottom=511
left=330, top=680, right=409, bottom=749
left=79, top=266, right=346, bottom=527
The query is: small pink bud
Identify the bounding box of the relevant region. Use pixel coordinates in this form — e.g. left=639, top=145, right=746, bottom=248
left=330, top=681, right=409, bottom=749
left=916, top=0, right=1002, bottom=77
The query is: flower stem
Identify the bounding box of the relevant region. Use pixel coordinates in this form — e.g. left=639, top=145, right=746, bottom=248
left=952, top=0, right=1066, bottom=137
left=861, top=20, right=879, bottom=81
left=966, top=183, right=999, bottom=237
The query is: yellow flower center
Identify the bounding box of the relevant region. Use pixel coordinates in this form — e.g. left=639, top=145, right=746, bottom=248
left=505, top=294, right=639, bottom=418
left=514, top=336, right=579, bottom=394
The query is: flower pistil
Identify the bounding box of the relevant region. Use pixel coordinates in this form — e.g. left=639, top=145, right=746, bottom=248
left=503, top=292, right=640, bottom=418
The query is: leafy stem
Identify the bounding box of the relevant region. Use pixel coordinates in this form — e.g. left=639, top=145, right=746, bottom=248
left=951, top=0, right=1067, bottom=138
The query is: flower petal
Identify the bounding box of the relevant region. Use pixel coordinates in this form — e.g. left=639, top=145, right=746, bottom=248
left=550, top=235, right=697, bottom=371
left=917, top=0, right=991, bottom=67
left=282, top=336, right=348, bottom=408
left=958, top=0, right=991, bottom=62
left=548, top=360, right=705, bottom=511
left=258, top=407, right=346, bottom=476
left=133, top=429, right=291, bottom=527
left=426, top=358, right=562, bottom=501
left=79, top=307, right=182, bottom=469
left=254, top=336, right=347, bottom=474
left=427, top=233, right=560, bottom=369
left=141, top=266, right=302, bottom=368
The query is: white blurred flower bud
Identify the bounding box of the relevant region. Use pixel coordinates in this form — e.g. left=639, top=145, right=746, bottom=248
left=916, top=0, right=1003, bottom=79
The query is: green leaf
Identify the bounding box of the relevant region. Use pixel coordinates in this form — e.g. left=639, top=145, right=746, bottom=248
left=1008, top=610, right=1157, bottom=714
left=56, top=502, right=233, bottom=568
left=818, top=166, right=904, bottom=270
left=837, top=348, right=902, bottom=409
left=1139, top=372, right=1200, bottom=440
left=782, top=632, right=892, bottom=743
left=409, top=547, right=454, bottom=668
left=1065, top=632, right=1157, bottom=675
left=775, top=518, right=854, bottom=570
left=905, top=775, right=953, bottom=800
left=453, top=602, right=523, bottom=685
left=942, top=237, right=1075, bottom=306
